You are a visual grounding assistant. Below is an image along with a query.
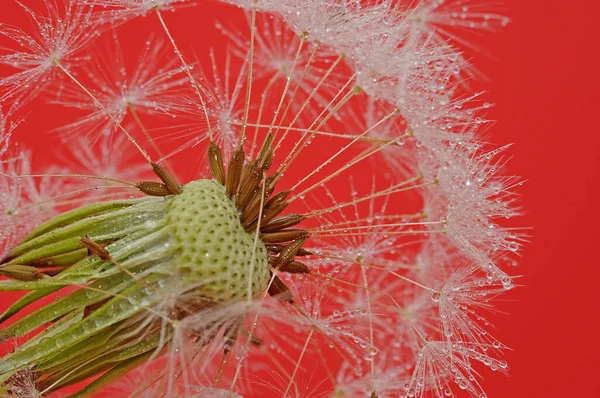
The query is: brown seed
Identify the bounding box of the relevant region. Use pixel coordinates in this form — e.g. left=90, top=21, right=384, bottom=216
left=240, top=173, right=279, bottom=227
left=264, top=189, right=290, bottom=209
left=208, top=142, right=226, bottom=185
left=257, top=133, right=274, bottom=170
left=265, top=244, right=285, bottom=253
left=261, top=229, right=309, bottom=244
left=245, top=189, right=291, bottom=231
left=297, top=248, right=313, bottom=256
left=240, top=190, right=264, bottom=223
left=151, top=162, right=182, bottom=195
left=236, top=162, right=262, bottom=210
left=261, top=190, right=291, bottom=220
left=223, top=319, right=242, bottom=354
left=226, top=148, right=245, bottom=198
left=0, top=264, right=44, bottom=281
left=136, top=181, right=172, bottom=197
left=260, top=201, right=289, bottom=227
left=266, top=244, right=313, bottom=256
left=263, top=173, right=279, bottom=197
left=240, top=202, right=263, bottom=230
left=279, top=260, right=311, bottom=274
left=260, top=214, right=306, bottom=233
left=273, top=237, right=307, bottom=267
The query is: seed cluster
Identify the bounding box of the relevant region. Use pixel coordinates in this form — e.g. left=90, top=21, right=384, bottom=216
left=135, top=136, right=313, bottom=302
left=206, top=136, right=312, bottom=303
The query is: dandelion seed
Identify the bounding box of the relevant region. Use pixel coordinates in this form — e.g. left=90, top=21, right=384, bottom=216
left=406, top=340, right=485, bottom=398
left=334, top=358, right=410, bottom=398
left=65, top=133, right=154, bottom=190
left=161, top=49, right=248, bottom=162
left=1, top=150, right=70, bottom=259
left=54, top=33, right=190, bottom=142
left=438, top=264, right=511, bottom=351
left=388, top=0, right=510, bottom=47
left=0, top=0, right=99, bottom=111
left=419, top=144, right=523, bottom=276
left=220, top=13, right=344, bottom=122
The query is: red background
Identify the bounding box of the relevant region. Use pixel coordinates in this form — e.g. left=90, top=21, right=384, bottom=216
left=2, top=1, right=600, bottom=397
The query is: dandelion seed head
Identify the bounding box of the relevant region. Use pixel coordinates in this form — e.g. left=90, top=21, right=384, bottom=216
left=0, top=1, right=522, bottom=396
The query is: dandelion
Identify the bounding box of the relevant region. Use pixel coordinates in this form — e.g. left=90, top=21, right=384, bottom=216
left=0, top=1, right=523, bottom=397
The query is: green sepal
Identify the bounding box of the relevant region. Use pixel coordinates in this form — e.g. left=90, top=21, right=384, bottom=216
left=0, top=309, right=85, bottom=385
left=0, top=274, right=166, bottom=374
left=62, top=227, right=173, bottom=282
left=42, top=334, right=161, bottom=392
left=0, top=269, right=140, bottom=340
left=30, top=248, right=88, bottom=268
left=0, top=227, right=172, bottom=326
left=0, top=277, right=66, bottom=292
left=18, top=309, right=85, bottom=351
left=6, top=237, right=87, bottom=267
left=6, top=198, right=165, bottom=261
left=22, top=199, right=139, bottom=242
left=36, top=323, right=121, bottom=373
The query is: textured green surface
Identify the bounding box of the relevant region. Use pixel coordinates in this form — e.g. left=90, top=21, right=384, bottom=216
left=167, top=180, right=270, bottom=302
